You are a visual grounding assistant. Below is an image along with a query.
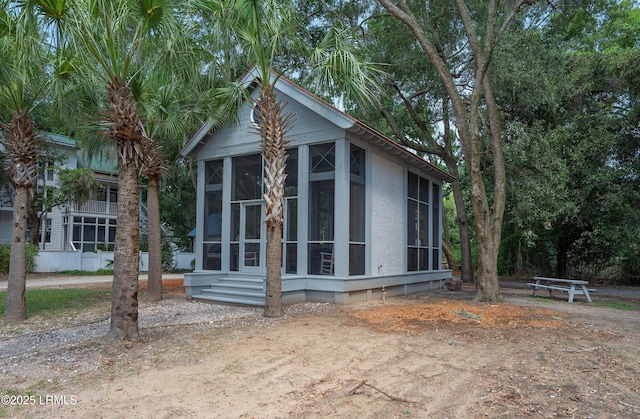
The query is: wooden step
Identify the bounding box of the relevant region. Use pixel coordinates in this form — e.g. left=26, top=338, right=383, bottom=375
left=195, top=293, right=265, bottom=306
left=194, top=277, right=266, bottom=306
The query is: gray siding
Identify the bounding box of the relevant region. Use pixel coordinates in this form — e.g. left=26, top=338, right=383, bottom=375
left=370, top=152, right=405, bottom=275
left=43, top=207, right=65, bottom=251
left=195, top=90, right=345, bottom=162
left=0, top=211, right=11, bottom=244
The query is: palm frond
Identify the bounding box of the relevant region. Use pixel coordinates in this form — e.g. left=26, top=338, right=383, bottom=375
left=306, top=25, right=386, bottom=107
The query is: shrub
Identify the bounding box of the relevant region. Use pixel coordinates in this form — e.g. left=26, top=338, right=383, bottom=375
left=96, top=243, right=115, bottom=251
left=26, top=244, right=38, bottom=272
left=161, top=242, right=175, bottom=272
left=0, top=245, right=9, bottom=274
left=0, top=244, right=39, bottom=274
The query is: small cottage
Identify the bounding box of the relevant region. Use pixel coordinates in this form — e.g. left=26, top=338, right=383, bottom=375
left=181, top=68, right=455, bottom=305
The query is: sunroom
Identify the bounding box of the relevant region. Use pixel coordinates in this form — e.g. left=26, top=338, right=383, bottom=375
left=181, top=69, right=455, bottom=305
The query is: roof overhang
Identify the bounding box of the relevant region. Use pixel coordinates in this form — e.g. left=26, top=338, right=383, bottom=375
left=181, top=66, right=456, bottom=184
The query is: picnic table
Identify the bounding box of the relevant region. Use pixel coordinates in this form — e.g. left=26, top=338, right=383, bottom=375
left=527, top=277, right=595, bottom=303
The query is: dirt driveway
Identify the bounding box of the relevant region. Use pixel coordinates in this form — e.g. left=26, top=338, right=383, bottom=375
left=2, top=283, right=639, bottom=418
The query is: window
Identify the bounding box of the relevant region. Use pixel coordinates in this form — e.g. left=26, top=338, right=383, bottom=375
left=45, top=160, right=54, bottom=182
left=250, top=103, right=262, bottom=127
left=109, top=187, right=118, bottom=204
left=349, top=145, right=366, bottom=275
left=233, top=154, right=262, bottom=200
left=407, top=172, right=430, bottom=271
left=229, top=154, right=264, bottom=272
left=203, top=159, right=223, bottom=270
left=70, top=216, right=116, bottom=252
left=284, top=149, right=298, bottom=274
left=44, top=218, right=52, bottom=244
left=308, top=143, right=335, bottom=275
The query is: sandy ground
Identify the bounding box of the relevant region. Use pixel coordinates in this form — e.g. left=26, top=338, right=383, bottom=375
left=2, top=282, right=640, bottom=418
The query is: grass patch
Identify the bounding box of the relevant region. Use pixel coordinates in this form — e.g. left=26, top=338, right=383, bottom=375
left=595, top=300, right=638, bottom=311
left=0, top=288, right=111, bottom=318
left=533, top=297, right=558, bottom=303
left=56, top=269, right=114, bottom=276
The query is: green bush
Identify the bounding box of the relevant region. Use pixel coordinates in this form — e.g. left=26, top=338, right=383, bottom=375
left=162, top=242, right=175, bottom=272
left=139, top=235, right=148, bottom=252
left=0, top=244, right=39, bottom=274
left=0, top=244, right=9, bottom=274
left=96, top=242, right=115, bottom=251
left=26, top=244, right=38, bottom=272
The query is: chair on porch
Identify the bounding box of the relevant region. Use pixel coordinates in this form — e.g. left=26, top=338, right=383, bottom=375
left=245, top=251, right=258, bottom=266
left=320, top=252, right=334, bottom=275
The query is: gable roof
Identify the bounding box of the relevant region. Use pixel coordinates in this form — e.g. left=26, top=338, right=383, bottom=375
left=181, top=67, right=456, bottom=183
left=40, top=132, right=118, bottom=176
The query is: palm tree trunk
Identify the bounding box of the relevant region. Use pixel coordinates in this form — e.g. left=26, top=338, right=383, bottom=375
left=5, top=186, right=29, bottom=322
left=146, top=174, right=163, bottom=301
left=109, top=159, right=141, bottom=340
left=264, top=223, right=284, bottom=317
left=257, top=87, right=290, bottom=318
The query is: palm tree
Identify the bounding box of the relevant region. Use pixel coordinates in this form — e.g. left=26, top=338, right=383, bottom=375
left=0, top=1, right=58, bottom=322
left=136, top=33, right=222, bottom=301
left=206, top=0, right=382, bottom=317
left=141, top=136, right=165, bottom=301
left=66, top=0, right=191, bottom=340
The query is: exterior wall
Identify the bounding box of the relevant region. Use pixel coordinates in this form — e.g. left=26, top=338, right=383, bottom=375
left=185, top=78, right=453, bottom=305
left=369, top=152, right=405, bottom=276
left=195, top=91, right=345, bottom=162
left=193, top=90, right=347, bottom=273
left=174, top=252, right=196, bottom=270
left=0, top=211, right=11, bottom=243
left=41, top=206, right=65, bottom=251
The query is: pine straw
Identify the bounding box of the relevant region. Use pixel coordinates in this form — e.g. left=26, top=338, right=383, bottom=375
left=351, top=298, right=570, bottom=334
left=138, top=279, right=185, bottom=296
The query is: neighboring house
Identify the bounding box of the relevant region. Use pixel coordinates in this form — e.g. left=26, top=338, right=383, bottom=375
left=0, top=132, right=148, bottom=253
left=181, top=68, right=455, bottom=306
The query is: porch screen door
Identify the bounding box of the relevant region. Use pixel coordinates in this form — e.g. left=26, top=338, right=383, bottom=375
left=241, top=202, right=263, bottom=272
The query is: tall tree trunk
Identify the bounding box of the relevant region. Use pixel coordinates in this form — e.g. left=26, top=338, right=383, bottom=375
left=5, top=187, right=29, bottom=322
left=472, top=208, right=502, bottom=301
left=264, top=223, right=283, bottom=317
left=109, top=147, right=141, bottom=340
left=146, top=174, right=163, bottom=302
left=27, top=209, right=40, bottom=246
left=466, top=118, right=503, bottom=302
left=473, top=77, right=507, bottom=301
left=443, top=153, right=474, bottom=283
left=377, top=0, right=529, bottom=303
left=257, top=87, right=290, bottom=318
left=441, top=209, right=456, bottom=271
left=2, top=109, right=38, bottom=322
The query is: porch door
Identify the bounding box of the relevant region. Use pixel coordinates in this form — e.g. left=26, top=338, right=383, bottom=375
left=240, top=202, right=264, bottom=273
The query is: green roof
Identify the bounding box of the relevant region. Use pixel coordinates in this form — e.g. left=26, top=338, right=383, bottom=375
left=76, top=152, right=118, bottom=174
left=41, top=132, right=78, bottom=149
left=41, top=132, right=118, bottom=174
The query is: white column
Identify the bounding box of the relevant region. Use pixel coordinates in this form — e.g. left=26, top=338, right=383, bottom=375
left=221, top=156, right=233, bottom=272
left=297, top=145, right=309, bottom=275
left=195, top=159, right=205, bottom=271
left=334, top=138, right=349, bottom=277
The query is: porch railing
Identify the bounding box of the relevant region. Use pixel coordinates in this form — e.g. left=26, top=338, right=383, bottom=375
left=69, top=200, right=118, bottom=215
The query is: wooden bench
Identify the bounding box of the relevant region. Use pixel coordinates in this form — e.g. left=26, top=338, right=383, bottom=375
left=528, top=277, right=595, bottom=303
